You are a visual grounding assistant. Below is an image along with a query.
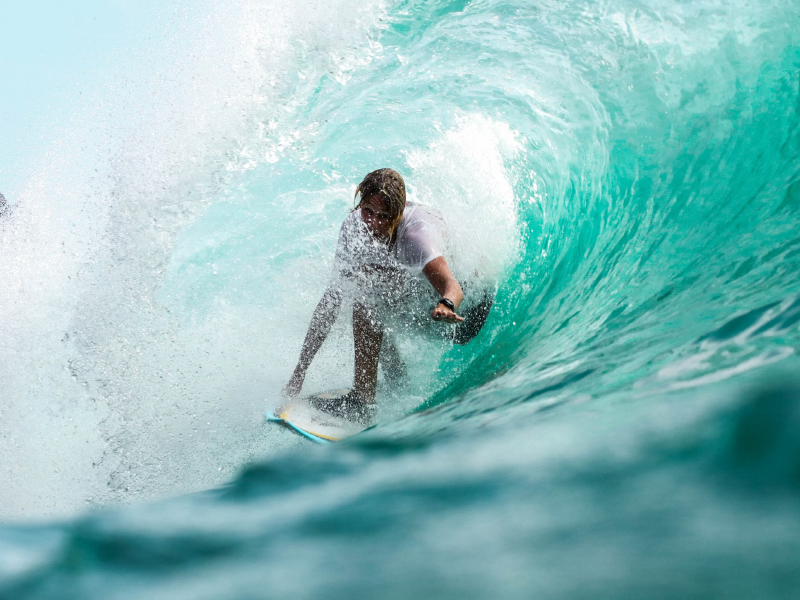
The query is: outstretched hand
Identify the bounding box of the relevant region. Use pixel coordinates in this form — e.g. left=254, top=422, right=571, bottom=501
left=430, top=304, right=464, bottom=324
left=282, top=367, right=306, bottom=398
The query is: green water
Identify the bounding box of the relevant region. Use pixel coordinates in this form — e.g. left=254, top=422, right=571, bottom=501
left=1, top=0, right=800, bottom=597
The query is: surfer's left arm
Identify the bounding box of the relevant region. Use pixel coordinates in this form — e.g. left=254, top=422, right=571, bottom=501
left=423, top=256, right=465, bottom=324
left=283, top=286, right=343, bottom=397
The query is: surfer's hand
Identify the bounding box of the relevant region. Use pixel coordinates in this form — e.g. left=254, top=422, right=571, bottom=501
left=431, top=304, right=464, bottom=324
left=282, top=367, right=305, bottom=398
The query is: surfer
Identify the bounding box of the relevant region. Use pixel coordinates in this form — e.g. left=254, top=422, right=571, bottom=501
left=283, top=168, right=491, bottom=423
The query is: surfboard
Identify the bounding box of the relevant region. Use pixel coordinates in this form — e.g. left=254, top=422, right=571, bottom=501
left=267, top=389, right=370, bottom=443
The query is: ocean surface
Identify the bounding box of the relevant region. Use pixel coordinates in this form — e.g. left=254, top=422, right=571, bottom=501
left=1, top=0, right=800, bottom=597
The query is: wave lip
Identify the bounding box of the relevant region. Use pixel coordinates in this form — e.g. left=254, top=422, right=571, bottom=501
left=1, top=0, right=800, bottom=595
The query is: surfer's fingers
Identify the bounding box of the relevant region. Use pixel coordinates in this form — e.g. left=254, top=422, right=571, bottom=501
left=444, top=309, right=464, bottom=323
left=431, top=307, right=464, bottom=323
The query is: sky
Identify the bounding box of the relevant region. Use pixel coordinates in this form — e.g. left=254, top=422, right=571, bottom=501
left=0, top=0, right=151, bottom=197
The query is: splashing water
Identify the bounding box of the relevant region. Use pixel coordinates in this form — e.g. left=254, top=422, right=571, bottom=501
left=1, top=0, right=800, bottom=596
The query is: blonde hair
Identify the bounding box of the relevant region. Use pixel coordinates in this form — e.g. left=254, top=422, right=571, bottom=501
left=354, top=168, right=406, bottom=235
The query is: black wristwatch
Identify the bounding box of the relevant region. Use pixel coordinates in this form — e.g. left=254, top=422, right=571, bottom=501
left=437, top=298, right=455, bottom=311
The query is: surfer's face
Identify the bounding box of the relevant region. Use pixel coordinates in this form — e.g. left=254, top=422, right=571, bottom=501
left=361, top=194, right=395, bottom=239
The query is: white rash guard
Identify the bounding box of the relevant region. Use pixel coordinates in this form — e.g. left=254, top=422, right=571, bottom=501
left=333, top=202, right=449, bottom=280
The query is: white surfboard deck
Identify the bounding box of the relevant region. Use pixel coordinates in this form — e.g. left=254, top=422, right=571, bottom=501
left=267, top=389, right=369, bottom=443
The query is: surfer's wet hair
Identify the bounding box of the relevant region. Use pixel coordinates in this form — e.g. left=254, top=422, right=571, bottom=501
left=354, top=168, right=406, bottom=234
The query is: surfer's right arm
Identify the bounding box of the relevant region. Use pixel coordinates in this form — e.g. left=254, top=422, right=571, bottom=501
left=283, top=286, right=343, bottom=398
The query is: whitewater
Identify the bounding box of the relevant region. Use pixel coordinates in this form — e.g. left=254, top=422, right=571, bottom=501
left=1, top=0, right=799, bottom=597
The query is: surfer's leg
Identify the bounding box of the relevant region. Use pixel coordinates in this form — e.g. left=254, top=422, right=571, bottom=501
left=379, top=334, right=408, bottom=386
left=353, top=301, right=383, bottom=402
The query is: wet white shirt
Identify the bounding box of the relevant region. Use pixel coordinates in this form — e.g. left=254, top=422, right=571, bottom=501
left=333, top=202, right=449, bottom=280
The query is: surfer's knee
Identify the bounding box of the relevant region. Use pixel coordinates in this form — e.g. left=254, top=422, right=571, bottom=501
left=379, top=338, right=408, bottom=386
left=353, top=300, right=382, bottom=331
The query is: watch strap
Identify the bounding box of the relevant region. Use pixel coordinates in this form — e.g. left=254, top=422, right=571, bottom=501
left=437, top=298, right=455, bottom=311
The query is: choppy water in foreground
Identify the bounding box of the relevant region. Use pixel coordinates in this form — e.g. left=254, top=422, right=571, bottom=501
left=1, top=0, right=800, bottom=597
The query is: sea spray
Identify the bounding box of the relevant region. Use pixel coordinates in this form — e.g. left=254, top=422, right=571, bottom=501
left=1, top=0, right=800, bottom=596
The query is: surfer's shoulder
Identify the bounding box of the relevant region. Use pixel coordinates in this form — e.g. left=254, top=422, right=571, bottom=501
left=403, top=202, right=442, bottom=220
left=338, top=209, right=362, bottom=234
left=400, top=203, right=446, bottom=233
left=342, top=209, right=361, bottom=224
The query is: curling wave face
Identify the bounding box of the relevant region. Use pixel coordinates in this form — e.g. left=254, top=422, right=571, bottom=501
left=2, top=0, right=800, bottom=596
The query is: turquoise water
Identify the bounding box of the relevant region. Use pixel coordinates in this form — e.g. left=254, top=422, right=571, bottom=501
left=2, top=0, right=800, bottom=597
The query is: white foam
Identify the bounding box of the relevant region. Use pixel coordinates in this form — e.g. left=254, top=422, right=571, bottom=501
left=405, top=114, right=521, bottom=286
left=0, top=0, right=388, bottom=521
